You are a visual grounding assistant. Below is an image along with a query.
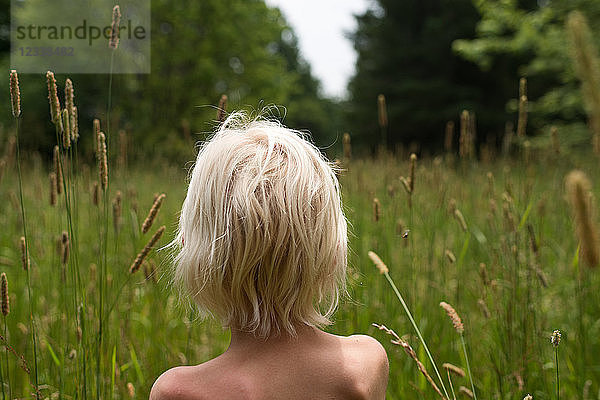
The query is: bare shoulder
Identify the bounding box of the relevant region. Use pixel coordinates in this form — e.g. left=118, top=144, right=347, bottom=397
left=150, top=366, right=197, bottom=400
left=341, top=334, right=389, bottom=399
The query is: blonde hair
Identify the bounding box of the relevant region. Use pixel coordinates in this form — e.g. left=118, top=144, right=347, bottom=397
left=173, top=113, right=348, bottom=338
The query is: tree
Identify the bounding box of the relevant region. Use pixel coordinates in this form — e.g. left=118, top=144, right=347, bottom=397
left=347, top=0, right=510, bottom=154
left=0, top=0, right=336, bottom=159
left=453, top=0, right=600, bottom=145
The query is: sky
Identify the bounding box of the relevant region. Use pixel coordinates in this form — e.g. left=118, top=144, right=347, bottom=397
left=264, top=0, right=372, bottom=99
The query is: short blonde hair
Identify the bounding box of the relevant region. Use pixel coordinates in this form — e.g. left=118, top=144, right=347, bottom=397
left=173, top=113, right=347, bottom=338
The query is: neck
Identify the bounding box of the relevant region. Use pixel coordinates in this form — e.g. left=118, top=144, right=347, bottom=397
left=228, top=324, right=319, bottom=350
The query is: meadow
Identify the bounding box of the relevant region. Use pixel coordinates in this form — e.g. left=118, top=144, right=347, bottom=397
left=2, top=69, right=600, bottom=400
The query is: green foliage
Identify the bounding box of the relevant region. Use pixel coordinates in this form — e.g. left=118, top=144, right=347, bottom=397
left=347, top=0, right=510, bottom=152
left=0, top=0, right=337, bottom=158
left=453, top=0, right=600, bottom=137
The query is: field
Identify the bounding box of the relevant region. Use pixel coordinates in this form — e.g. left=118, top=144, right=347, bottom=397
left=2, top=95, right=600, bottom=400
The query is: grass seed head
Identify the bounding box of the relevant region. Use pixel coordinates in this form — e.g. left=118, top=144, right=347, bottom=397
left=49, top=172, right=57, bottom=206
left=343, top=132, right=351, bottom=159
left=454, top=209, right=468, bottom=232
left=53, top=146, right=62, bottom=197
left=93, top=118, right=101, bottom=152
left=109, top=5, right=121, bottom=49
left=113, top=191, right=122, bottom=233
left=19, top=236, right=29, bottom=271
left=92, top=181, right=100, bottom=206
left=459, top=386, right=474, bottom=398
left=444, top=121, right=454, bottom=152
left=65, top=78, right=77, bottom=141
left=409, top=153, right=417, bottom=192
left=62, top=108, right=71, bottom=149
left=217, top=94, right=228, bottom=122
left=142, top=193, right=166, bottom=234
left=46, top=71, right=61, bottom=124
left=61, top=231, right=70, bottom=266
left=445, top=249, right=456, bottom=263
left=9, top=70, right=21, bottom=118
left=517, top=77, right=528, bottom=137
left=98, top=132, right=108, bottom=191
left=377, top=94, right=388, bottom=128
left=442, top=362, right=465, bottom=378
left=440, top=301, right=464, bottom=334
left=368, top=251, right=388, bottom=274
left=372, top=198, right=381, bottom=222
left=1, top=272, right=9, bottom=316
left=130, top=226, right=165, bottom=274
left=566, top=170, right=599, bottom=267
left=127, top=382, right=135, bottom=398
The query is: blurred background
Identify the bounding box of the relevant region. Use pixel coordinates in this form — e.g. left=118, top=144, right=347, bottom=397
left=1, top=0, right=599, bottom=160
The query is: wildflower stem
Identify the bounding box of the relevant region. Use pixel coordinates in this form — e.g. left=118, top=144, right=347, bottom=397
left=460, top=334, right=477, bottom=400
left=14, top=115, right=40, bottom=396
left=555, top=346, right=560, bottom=400
left=383, top=271, right=449, bottom=399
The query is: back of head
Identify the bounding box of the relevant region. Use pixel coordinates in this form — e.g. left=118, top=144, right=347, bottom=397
left=173, top=113, right=348, bottom=338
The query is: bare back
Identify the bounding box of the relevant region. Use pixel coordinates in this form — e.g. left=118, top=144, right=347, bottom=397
left=151, top=328, right=389, bottom=400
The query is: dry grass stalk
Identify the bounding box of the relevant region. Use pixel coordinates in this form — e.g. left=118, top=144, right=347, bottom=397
left=118, top=129, right=127, bottom=168
left=442, top=363, right=465, bottom=378
left=479, top=263, right=489, bottom=286
left=527, top=224, right=539, bottom=256
left=49, top=172, right=57, bottom=206
left=459, top=386, right=474, bottom=398
left=142, top=193, right=166, bottom=234
left=477, top=299, right=490, bottom=319
left=377, top=94, right=388, bottom=129
left=445, top=250, right=456, bottom=263
left=61, top=231, right=70, bottom=266
left=444, top=121, right=454, bottom=152
left=368, top=251, right=388, bottom=274
left=113, top=191, right=122, bottom=233
left=343, top=133, right=351, bottom=160
left=19, top=236, right=29, bottom=271
left=217, top=94, right=228, bottom=122
left=487, top=172, right=494, bottom=198
left=459, top=110, right=470, bottom=158
left=440, top=301, right=464, bottom=334
left=535, top=266, right=549, bottom=288
left=567, top=11, right=600, bottom=142
left=372, top=198, right=381, bottom=222
left=517, top=77, right=528, bottom=137
left=46, top=71, right=61, bottom=125
left=109, top=5, right=121, bottom=49
left=130, top=226, right=165, bottom=274
left=1, top=272, right=9, bottom=316
left=98, top=132, right=108, bottom=191
left=551, top=126, right=560, bottom=154
left=454, top=209, right=468, bottom=232
left=10, top=70, right=21, bottom=118
left=92, top=182, right=100, bottom=206
left=566, top=170, right=599, bottom=267
left=523, top=140, right=531, bottom=164
left=372, top=323, right=445, bottom=399
left=62, top=109, right=71, bottom=149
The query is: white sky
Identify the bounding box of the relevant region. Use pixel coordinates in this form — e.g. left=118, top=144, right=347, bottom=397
left=265, top=0, right=371, bottom=99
